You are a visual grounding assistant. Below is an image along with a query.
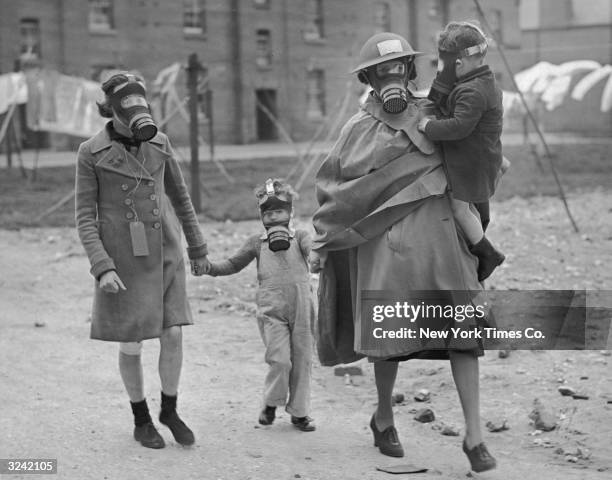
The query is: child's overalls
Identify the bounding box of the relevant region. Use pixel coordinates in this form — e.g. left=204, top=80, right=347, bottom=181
left=255, top=236, right=315, bottom=417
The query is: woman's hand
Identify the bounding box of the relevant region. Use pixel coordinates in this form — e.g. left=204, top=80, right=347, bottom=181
left=309, top=250, right=328, bottom=273
left=417, top=116, right=431, bottom=132
left=99, top=270, right=127, bottom=294
left=190, top=256, right=211, bottom=276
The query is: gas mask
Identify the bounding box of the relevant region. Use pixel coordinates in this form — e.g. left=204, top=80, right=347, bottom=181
left=428, top=41, right=488, bottom=107
left=364, top=59, right=414, bottom=114
left=259, top=180, right=292, bottom=252
left=109, top=76, right=158, bottom=142
left=427, top=49, right=460, bottom=107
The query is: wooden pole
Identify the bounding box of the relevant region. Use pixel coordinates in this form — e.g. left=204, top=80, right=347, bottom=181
left=186, top=53, right=201, bottom=213
left=206, top=89, right=215, bottom=162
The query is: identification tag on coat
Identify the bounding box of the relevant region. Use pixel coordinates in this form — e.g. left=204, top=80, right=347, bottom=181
left=129, top=221, right=149, bottom=256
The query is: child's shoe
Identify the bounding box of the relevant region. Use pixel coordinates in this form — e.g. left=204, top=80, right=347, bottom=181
left=291, top=415, right=316, bottom=432
left=469, top=236, right=505, bottom=281
left=258, top=406, right=276, bottom=425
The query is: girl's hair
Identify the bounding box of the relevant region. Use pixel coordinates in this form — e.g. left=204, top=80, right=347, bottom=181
left=254, top=178, right=299, bottom=203
left=437, top=21, right=487, bottom=58
left=96, top=71, right=146, bottom=118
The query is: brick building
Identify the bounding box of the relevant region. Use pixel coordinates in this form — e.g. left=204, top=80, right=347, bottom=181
left=514, top=0, right=612, bottom=135
left=0, top=0, right=519, bottom=145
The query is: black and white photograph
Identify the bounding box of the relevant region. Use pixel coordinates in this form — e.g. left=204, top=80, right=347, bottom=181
left=1, top=1, right=611, bottom=479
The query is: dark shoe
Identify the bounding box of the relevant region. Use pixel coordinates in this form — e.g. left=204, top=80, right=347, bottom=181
left=159, top=411, right=195, bottom=446
left=258, top=406, right=276, bottom=425
left=462, top=440, right=497, bottom=473
left=133, top=422, right=165, bottom=449
left=291, top=415, right=316, bottom=432
left=370, top=414, right=404, bottom=457
left=470, top=236, right=505, bottom=282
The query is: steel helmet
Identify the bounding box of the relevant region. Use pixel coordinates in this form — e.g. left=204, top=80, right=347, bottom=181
left=351, top=32, right=421, bottom=73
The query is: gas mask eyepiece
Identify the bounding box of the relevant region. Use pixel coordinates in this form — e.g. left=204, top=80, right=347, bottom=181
left=110, top=76, right=158, bottom=142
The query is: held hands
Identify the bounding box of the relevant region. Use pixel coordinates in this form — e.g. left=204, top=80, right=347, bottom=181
left=99, top=270, right=126, bottom=294
left=308, top=250, right=328, bottom=273
left=190, top=256, right=211, bottom=276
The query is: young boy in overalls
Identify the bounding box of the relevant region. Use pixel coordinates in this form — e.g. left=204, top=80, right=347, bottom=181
left=205, top=179, right=316, bottom=431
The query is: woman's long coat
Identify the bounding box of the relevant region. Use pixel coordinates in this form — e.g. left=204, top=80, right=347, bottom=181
left=75, top=127, right=207, bottom=342
left=312, top=95, right=484, bottom=365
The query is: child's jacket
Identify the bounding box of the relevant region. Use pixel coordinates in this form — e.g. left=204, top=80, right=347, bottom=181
left=424, top=65, right=503, bottom=203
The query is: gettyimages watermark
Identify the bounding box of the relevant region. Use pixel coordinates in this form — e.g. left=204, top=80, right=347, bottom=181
left=360, top=290, right=612, bottom=351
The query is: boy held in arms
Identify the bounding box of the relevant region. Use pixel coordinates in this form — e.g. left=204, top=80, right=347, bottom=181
left=418, top=21, right=508, bottom=281
left=205, top=179, right=316, bottom=431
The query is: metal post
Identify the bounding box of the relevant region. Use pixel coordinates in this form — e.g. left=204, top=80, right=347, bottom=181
left=206, top=89, right=214, bottom=161
left=186, top=53, right=201, bottom=212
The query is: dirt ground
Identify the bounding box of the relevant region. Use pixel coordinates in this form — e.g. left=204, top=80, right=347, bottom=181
left=1, top=190, right=612, bottom=480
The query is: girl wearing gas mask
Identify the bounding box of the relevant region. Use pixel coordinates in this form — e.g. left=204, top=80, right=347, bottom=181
left=75, top=72, right=210, bottom=450
left=205, top=179, right=316, bottom=432
left=418, top=22, right=507, bottom=282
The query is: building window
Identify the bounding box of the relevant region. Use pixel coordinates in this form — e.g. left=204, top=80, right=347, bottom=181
left=89, top=0, right=114, bottom=32
left=253, top=0, right=270, bottom=8
left=256, top=29, right=272, bottom=68
left=20, top=18, right=41, bottom=58
left=374, top=2, right=391, bottom=32
left=306, top=69, right=325, bottom=119
left=304, top=0, right=324, bottom=41
left=183, top=0, right=206, bottom=36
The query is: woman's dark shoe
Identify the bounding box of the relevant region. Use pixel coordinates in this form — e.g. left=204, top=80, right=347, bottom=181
left=133, top=422, right=165, bottom=449
left=462, top=440, right=497, bottom=472
left=370, top=414, right=404, bottom=457
left=469, top=236, right=505, bottom=282
left=258, top=406, right=277, bottom=425
left=159, top=410, right=195, bottom=446
left=291, top=415, right=316, bottom=432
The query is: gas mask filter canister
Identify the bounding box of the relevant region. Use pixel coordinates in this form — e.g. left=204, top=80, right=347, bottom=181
left=259, top=179, right=292, bottom=252
left=369, top=59, right=411, bottom=114
left=109, top=77, right=158, bottom=142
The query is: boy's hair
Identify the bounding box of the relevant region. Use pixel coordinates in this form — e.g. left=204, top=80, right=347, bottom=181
left=96, top=71, right=146, bottom=118
left=254, top=178, right=298, bottom=208
left=437, top=21, right=487, bottom=59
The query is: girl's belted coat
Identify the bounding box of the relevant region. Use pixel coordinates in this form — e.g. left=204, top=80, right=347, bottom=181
left=75, top=127, right=207, bottom=342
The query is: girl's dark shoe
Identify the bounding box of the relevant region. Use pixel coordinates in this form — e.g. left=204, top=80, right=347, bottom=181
left=258, top=406, right=277, bottom=425
left=462, top=440, right=497, bottom=472
left=291, top=415, right=316, bottom=432
left=469, top=236, right=505, bottom=282
left=159, top=411, right=195, bottom=446
left=133, top=422, right=165, bottom=449
left=370, top=414, right=404, bottom=457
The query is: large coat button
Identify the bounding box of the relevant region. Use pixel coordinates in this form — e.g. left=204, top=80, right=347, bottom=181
left=124, top=198, right=133, bottom=205
left=148, top=181, right=155, bottom=187
left=121, top=184, right=129, bottom=191
left=153, top=222, right=161, bottom=229
left=126, top=212, right=134, bottom=219
left=149, top=194, right=157, bottom=201
left=152, top=208, right=160, bottom=215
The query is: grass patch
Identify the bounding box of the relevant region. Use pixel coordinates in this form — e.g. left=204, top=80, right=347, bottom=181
left=0, top=143, right=609, bottom=229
